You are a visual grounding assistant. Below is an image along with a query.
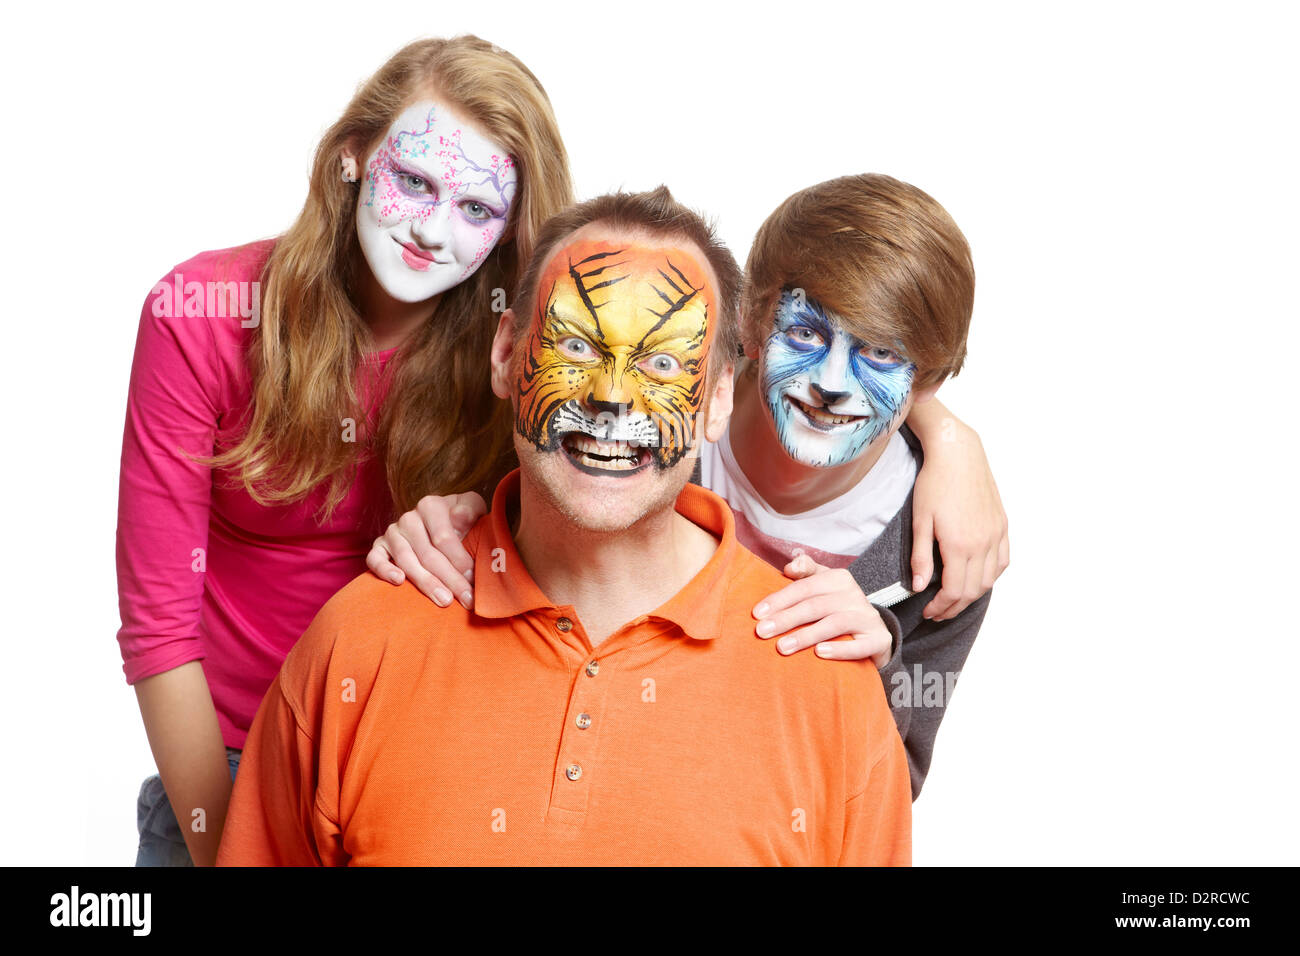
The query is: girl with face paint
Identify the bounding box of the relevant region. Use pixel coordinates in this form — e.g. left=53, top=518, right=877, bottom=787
left=118, top=36, right=573, bottom=866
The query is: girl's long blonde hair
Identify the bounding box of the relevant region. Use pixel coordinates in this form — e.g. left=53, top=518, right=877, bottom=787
left=211, top=36, right=572, bottom=516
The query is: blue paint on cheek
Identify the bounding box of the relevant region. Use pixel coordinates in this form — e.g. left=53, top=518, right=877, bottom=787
left=851, top=353, right=915, bottom=449
left=761, top=333, right=820, bottom=448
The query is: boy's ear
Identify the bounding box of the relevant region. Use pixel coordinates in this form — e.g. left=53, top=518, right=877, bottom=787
left=490, top=309, right=517, bottom=400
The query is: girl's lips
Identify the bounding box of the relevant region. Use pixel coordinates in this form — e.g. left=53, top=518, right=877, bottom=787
left=395, top=238, right=443, bottom=272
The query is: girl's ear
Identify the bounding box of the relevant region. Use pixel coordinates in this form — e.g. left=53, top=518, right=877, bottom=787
left=339, top=145, right=360, bottom=183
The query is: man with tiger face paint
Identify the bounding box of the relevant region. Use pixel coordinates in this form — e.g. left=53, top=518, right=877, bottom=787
left=499, top=225, right=728, bottom=533
left=516, top=237, right=715, bottom=475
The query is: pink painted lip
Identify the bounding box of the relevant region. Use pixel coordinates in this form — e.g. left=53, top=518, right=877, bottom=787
left=396, top=239, right=443, bottom=272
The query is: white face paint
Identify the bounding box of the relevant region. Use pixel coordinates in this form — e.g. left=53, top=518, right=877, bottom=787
left=355, top=100, right=518, bottom=303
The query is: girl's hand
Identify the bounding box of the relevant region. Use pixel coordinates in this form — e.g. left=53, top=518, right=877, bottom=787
left=751, top=551, right=894, bottom=667
left=366, top=492, right=487, bottom=608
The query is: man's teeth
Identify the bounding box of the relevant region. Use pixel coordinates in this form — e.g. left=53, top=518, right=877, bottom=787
left=565, top=434, right=645, bottom=469
left=793, top=398, right=863, bottom=426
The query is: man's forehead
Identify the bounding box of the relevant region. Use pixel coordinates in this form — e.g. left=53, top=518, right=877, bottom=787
left=537, top=234, right=717, bottom=328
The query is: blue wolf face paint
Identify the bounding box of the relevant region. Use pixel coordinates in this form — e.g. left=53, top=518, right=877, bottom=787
left=760, top=290, right=915, bottom=468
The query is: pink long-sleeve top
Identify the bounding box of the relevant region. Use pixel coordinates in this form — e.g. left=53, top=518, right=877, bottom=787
left=117, top=240, right=397, bottom=749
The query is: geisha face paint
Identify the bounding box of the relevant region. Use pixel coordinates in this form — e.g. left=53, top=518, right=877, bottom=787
left=516, top=238, right=716, bottom=475
left=355, top=100, right=517, bottom=303
left=761, top=290, right=915, bottom=468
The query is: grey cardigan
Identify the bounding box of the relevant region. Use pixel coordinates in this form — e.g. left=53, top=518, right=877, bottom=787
left=692, top=425, right=990, bottom=799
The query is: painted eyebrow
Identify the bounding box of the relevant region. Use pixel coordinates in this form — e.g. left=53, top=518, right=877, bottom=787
left=632, top=328, right=705, bottom=359
left=784, top=304, right=833, bottom=340
left=386, top=157, right=507, bottom=211
left=544, top=305, right=606, bottom=343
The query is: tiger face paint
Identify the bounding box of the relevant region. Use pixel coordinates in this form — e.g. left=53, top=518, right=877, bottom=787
left=516, top=238, right=716, bottom=476
left=761, top=290, right=915, bottom=468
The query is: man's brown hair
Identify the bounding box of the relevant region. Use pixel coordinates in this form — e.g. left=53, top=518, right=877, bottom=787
left=511, top=186, right=743, bottom=382
left=742, top=173, right=975, bottom=389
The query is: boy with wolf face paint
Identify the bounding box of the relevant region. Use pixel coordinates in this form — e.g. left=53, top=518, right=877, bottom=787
left=761, top=289, right=917, bottom=470
left=710, top=174, right=994, bottom=795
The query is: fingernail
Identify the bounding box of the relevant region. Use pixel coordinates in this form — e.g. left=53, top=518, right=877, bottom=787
left=777, top=637, right=795, bottom=654
left=753, top=602, right=769, bottom=618
left=459, top=590, right=473, bottom=609
left=464, top=567, right=474, bottom=583
left=913, top=574, right=925, bottom=590
left=756, top=620, right=776, bottom=637
left=389, top=572, right=403, bottom=584
left=434, top=588, right=452, bottom=606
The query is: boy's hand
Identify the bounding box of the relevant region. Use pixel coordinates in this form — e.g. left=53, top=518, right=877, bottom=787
left=366, top=492, right=487, bottom=609
left=751, top=551, right=893, bottom=667
left=910, top=420, right=1009, bottom=621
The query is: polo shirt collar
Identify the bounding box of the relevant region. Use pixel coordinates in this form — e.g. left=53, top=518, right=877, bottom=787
left=472, top=468, right=742, bottom=642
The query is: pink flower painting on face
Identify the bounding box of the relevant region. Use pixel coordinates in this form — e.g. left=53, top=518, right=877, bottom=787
left=355, top=100, right=518, bottom=303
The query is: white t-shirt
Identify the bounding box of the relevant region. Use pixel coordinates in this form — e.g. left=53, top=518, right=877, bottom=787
left=697, top=427, right=917, bottom=570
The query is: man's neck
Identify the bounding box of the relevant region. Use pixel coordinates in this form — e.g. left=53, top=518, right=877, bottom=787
left=511, top=474, right=719, bottom=647
left=728, top=361, right=889, bottom=515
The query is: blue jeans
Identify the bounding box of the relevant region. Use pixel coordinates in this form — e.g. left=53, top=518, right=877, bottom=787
left=135, top=747, right=242, bottom=867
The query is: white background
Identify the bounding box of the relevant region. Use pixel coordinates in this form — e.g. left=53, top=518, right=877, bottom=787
left=1, top=0, right=1295, bottom=865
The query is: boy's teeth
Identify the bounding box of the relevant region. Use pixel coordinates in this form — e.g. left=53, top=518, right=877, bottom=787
left=796, top=399, right=861, bottom=426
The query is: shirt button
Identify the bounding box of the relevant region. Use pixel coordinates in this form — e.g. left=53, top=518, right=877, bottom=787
left=566, top=763, right=582, bottom=781
left=576, top=713, right=592, bottom=730
left=556, top=617, right=573, bottom=632
left=585, top=660, right=600, bottom=677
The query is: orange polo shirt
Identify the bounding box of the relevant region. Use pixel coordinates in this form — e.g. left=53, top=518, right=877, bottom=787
left=216, top=469, right=911, bottom=866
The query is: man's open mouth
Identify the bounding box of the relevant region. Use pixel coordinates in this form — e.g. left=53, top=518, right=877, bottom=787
left=785, top=395, right=868, bottom=432
left=560, top=433, right=654, bottom=475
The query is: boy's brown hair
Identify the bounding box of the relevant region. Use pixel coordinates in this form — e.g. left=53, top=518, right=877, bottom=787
left=511, top=186, right=743, bottom=383
left=742, top=173, right=975, bottom=389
